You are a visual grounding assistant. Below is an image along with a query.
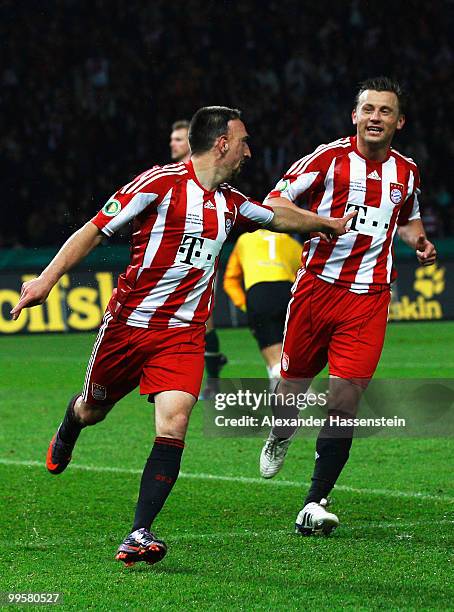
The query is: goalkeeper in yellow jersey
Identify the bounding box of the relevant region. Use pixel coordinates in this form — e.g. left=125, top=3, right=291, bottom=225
left=223, top=229, right=302, bottom=387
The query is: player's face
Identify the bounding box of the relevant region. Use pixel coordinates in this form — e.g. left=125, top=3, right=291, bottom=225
left=170, top=128, right=190, bottom=162
left=352, top=90, right=405, bottom=150
left=223, top=119, right=251, bottom=179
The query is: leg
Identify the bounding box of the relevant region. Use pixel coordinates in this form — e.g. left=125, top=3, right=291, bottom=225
left=205, top=314, right=227, bottom=376
left=46, top=394, right=115, bottom=475
left=132, top=390, right=196, bottom=532
left=294, top=377, right=362, bottom=536
left=204, top=325, right=227, bottom=378
left=261, top=342, right=282, bottom=383
left=303, top=288, right=390, bottom=505
left=46, top=392, right=115, bottom=473
left=260, top=376, right=313, bottom=479
left=116, top=325, right=204, bottom=566
left=60, top=393, right=114, bottom=443
left=261, top=342, right=282, bottom=368
left=202, top=315, right=228, bottom=399
left=247, top=281, right=292, bottom=385
left=296, top=286, right=390, bottom=534
left=271, top=375, right=313, bottom=438
left=73, top=395, right=114, bottom=426
left=129, top=328, right=205, bottom=529
left=259, top=273, right=328, bottom=478
left=46, top=313, right=142, bottom=475
left=303, top=376, right=363, bottom=505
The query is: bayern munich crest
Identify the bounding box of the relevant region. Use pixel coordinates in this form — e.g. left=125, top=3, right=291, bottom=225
left=281, top=352, right=289, bottom=372
left=389, top=182, right=404, bottom=204
left=225, top=216, right=233, bottom=235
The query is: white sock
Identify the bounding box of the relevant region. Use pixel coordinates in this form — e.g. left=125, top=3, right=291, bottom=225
left=269, top=363, right=281, bottom=379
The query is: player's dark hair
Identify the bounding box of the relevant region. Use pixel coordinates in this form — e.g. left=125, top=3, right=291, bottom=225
left=171, top=119, right=189, bottom=131
left=355, top=76, right=406, bottom=114
left=189, top=106, right=242, bottom=155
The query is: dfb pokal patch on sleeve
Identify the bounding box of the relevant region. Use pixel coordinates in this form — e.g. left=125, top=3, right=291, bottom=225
left=276, top=179, right=290, bottom=192
left=92, top=383, right=107, bottom=401
left=102, top=199, right=122, bottom=216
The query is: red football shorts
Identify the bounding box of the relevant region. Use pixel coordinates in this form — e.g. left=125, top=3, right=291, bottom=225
left=82, top=312, right=205, bottom=406
left=281, top=270, right=391, bottom=385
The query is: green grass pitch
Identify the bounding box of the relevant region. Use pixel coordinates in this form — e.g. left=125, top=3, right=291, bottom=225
left=0, top=322, right=453, bottom=610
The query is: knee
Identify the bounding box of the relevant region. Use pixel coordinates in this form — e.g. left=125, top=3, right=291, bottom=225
left=74, top=396, right=112, bottom=426
left=328, top=381, right=362, bottom=417
left=328, top=400, right=355, bottom=419
left=276, top=378, right=310, bottom=398
left=157, top=412, right=189, bottom=438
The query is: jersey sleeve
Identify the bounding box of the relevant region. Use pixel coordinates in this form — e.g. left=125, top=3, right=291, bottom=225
left=397, top=166, right=421, bottom=226
left=235, top=197, right=274, bottom=233
left=91, top=168, right=168, bottom=237
left=266, top=146, right=328, bottom=203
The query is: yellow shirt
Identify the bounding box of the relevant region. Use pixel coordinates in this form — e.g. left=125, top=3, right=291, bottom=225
left=223, top=230, right=302, bottom=310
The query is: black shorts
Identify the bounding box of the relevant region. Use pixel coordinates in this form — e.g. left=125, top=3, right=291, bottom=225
left=246, top=281, right=293, bottom=350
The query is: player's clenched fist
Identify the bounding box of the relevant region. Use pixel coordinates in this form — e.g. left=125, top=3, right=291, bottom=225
left=415, top=234, right=437, bottom=266
left=10, top=276, right=53, bottom=320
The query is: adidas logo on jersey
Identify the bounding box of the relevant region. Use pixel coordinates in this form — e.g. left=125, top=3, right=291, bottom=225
left=204, top=201, right=216, bottom=209
left=367, top=170, right=381, bottom=181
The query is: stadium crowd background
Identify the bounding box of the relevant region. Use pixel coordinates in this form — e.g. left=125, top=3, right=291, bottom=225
left=2, top=0, right=453, bottom=248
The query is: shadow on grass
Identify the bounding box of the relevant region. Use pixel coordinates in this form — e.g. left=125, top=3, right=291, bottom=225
left=124, top=563, right=197, bottom=575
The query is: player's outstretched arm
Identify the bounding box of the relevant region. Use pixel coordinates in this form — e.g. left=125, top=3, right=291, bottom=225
left=267, top=201, right=356, bottom=237
left=10, top=221, right=104, bottom=320
left=397, top=219, right=437, bottom=266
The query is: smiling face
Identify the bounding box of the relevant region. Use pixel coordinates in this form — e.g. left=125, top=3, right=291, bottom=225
left=352, top=90, right=405, bottom=155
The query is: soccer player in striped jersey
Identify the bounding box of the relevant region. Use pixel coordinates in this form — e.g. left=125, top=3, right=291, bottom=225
left=11, top=106, right=355, bottom=566
left=170, top=118, right=228, bottom=398
left=259, top=77, right=437, bottom=536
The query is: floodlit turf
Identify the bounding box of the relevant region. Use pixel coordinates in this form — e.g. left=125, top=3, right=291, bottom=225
left=0, top=323, right=453, bottom=610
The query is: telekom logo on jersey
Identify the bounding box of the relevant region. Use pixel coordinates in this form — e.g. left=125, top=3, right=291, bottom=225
left=345, top=203, right=392, bottom=238
left=176, top=234, right=222, bottom=269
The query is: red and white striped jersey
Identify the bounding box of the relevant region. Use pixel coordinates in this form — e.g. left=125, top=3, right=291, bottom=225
left=91, top=160, right=274, bottom=328
left=267, top=136, right=421, bottom=294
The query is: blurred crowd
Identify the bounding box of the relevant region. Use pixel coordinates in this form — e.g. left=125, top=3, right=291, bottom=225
left=2, top=0, right=454, bottom=247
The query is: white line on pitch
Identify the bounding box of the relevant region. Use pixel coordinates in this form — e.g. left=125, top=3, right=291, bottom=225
left=0, top=458, right=452, bottom=503
left=224, top=359, right=453, bottom=368
left=3, top=520, right=454, bottom=549
left=172, top=520, right=454, bottom=540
